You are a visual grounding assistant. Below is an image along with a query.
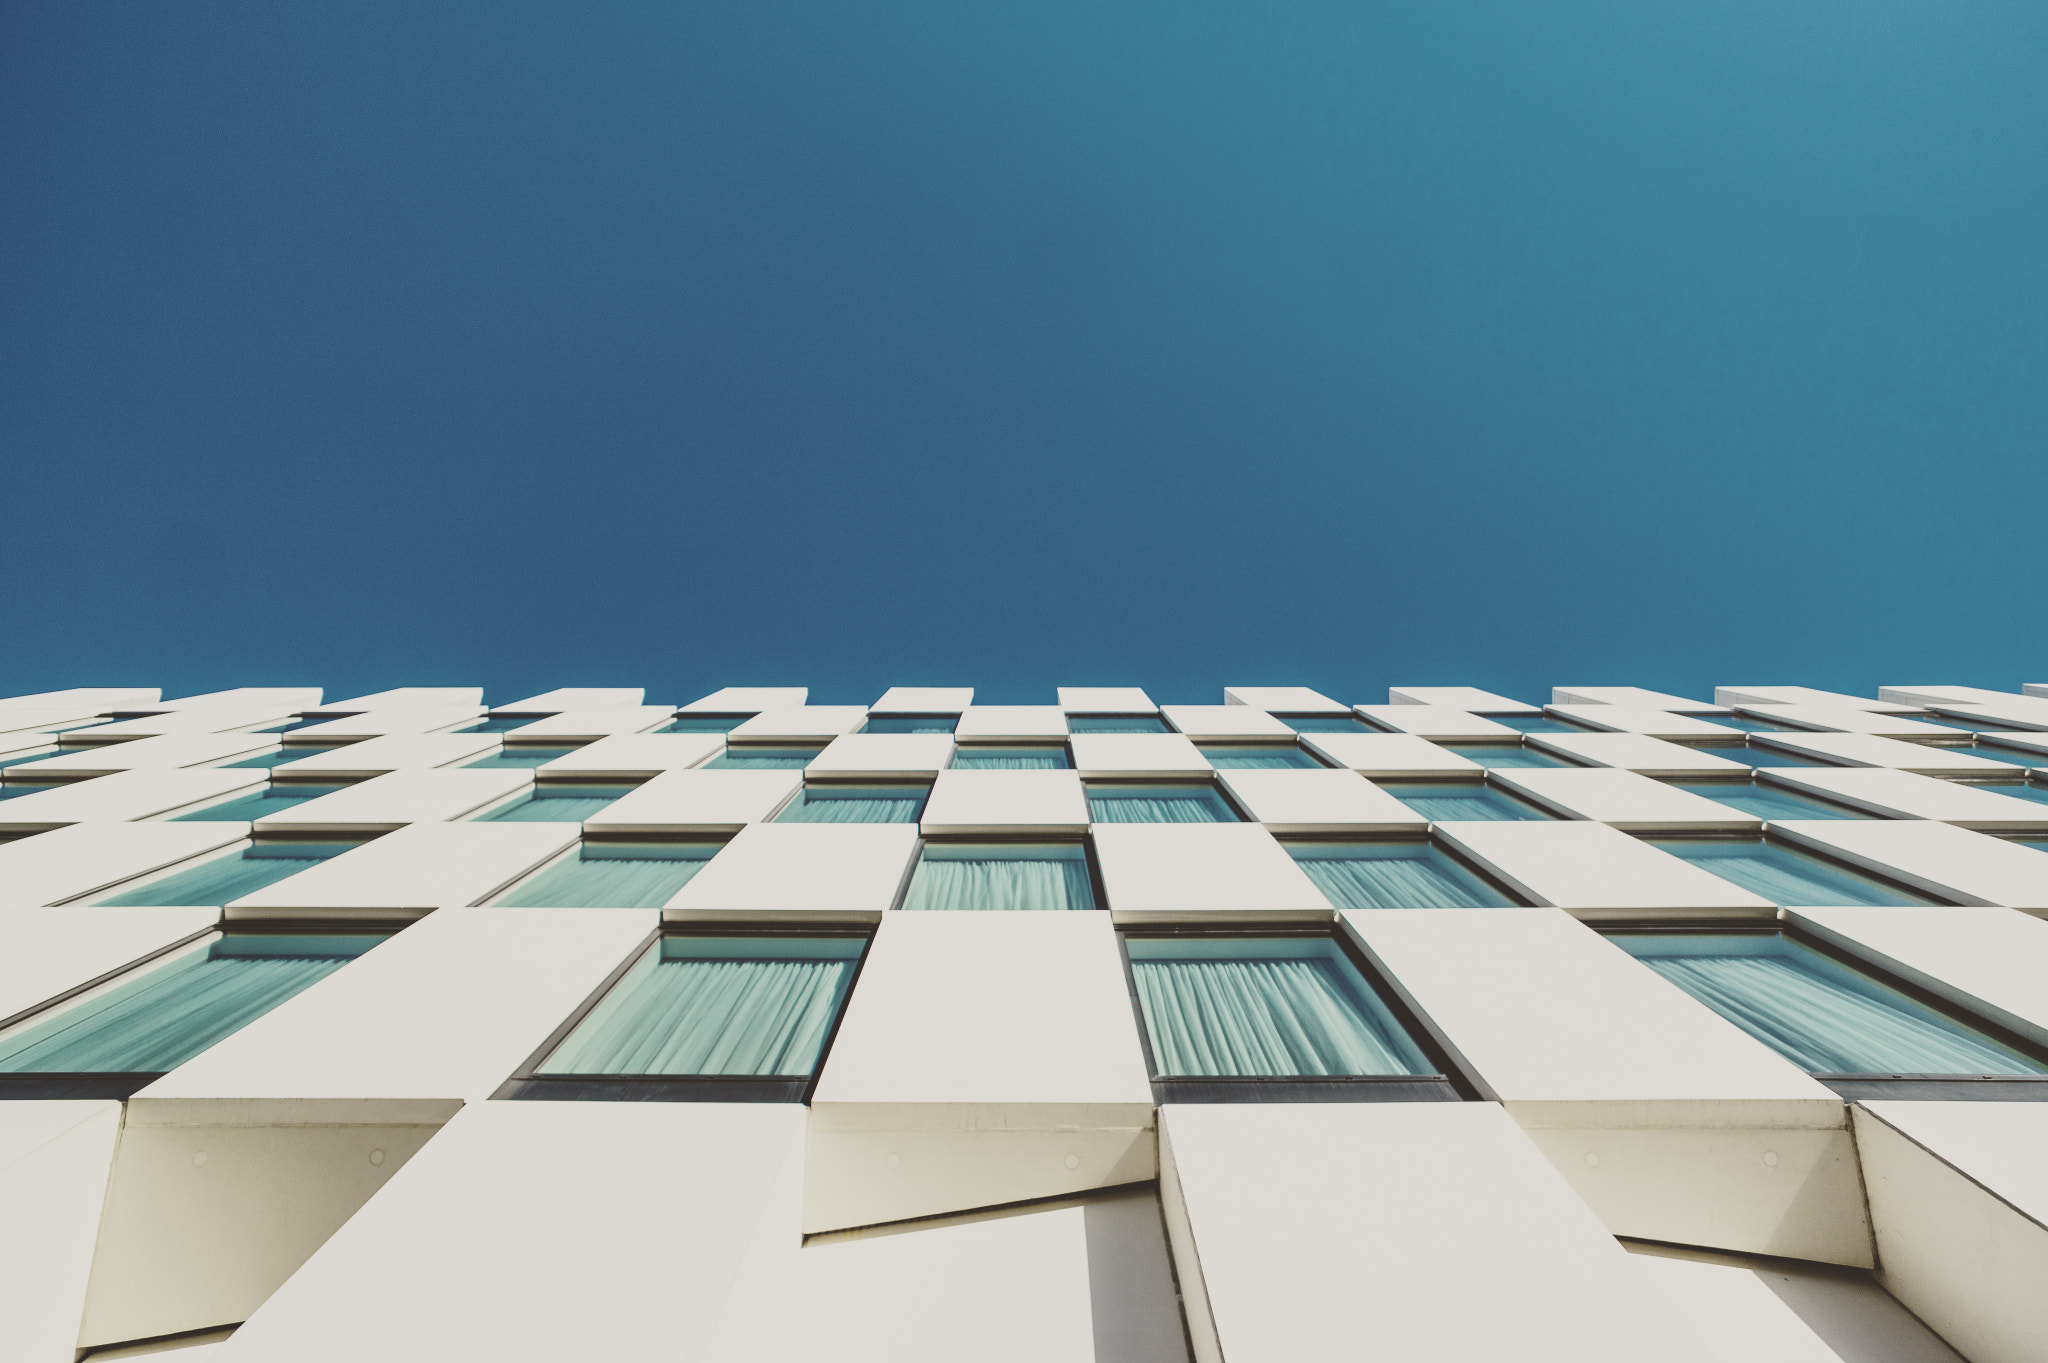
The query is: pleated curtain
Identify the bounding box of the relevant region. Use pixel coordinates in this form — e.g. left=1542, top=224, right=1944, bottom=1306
left=541, top=955, right=854, bottom=1076
left=779, top=792, right=924, bottom=823
left=1087, top=792, right=1229, bottom=824
left=1658, top=845, right=1927, bottom=907
left=495, top=851, right=712, bottom=908
left=901, top=856, right=1096, bottom=911
left=1385, top=789, right=1522, bottom=821
left=96, top=849, right=335, bottom=907
left=1133, top=957, right=1421, bottom=1077
left=1296, top=854, right=1496, bottom=910
left=950, top=750, right=1066, bottom=770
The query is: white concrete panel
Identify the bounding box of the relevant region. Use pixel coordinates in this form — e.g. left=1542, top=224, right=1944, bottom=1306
left=807, top=913, right=1154, bottom=1231
left=1790, top=906, right=2048, bottom=1051
left=280, top=708, right=484, bottom=741
left=1736, top=706, right=1966, bottom=741
left=1530, top=732, right=1757, bottom=776
left=1056, top=687, right=1156, bottom=714
left=144, top=908, right=654, bottom=1103
left=1551, top=686, right=1726, bottom=712
left=11, top=734, right=279, bottom=777
left=0, top=768, right=265, bottom=832
left=0, top=687, right=159, bottom=710
left=1386, top=685, right=1540, bottom=713
left=1921, top=698, right=2048, bottom=732
left=952, top=705, right=1069, bottom=740
left=268, top=733, right=500, bottom=778
left=869, top=687, right=974, bottom=714
left=1854, top=1102, right=2048, bottom=1363
left=225, top=822, right=579, bottom=919
left=663, top=823, right=918, bottom=922
left=1878, top=685, right=2024, bottom=708
left=1069, top=733, right=1212, bottom=778
left=1221, top=686, right=1348, bottom=714
left=918, top=769, right=1089, bottom=836
left=806, top=733, right=954, bottom=778
left=679, top=686, right=808, bottom=713
left=1489, top=767, right=1763, bottom=832
left=497, top=706, right=672, bottom=740
left=726, top=705, right=869, bottom=742
left=204, top=1103, right=804, bottom=1363
left=315, top=687, right=485, bottom=713
left=0, top=907, right=220, bottom=1022
left=0, top=735, right=61, bottom=764
left=151, top=688, right=323, bottom=712
left=1545, top=706, right=1744, bottom=740
left=1761, top=767, right=2048, bottom=831
left=0, top=706, right=108, bottom=735
left=1158, top=1103, right=1715, bottom=1363
left=1751, top=731, right=2022, bottom=775
left=583, top=770, right=799, bottom=834
left=253, top=768, right=532, bottom=832
left=1161, top=705, right=1296, bottom=739
left=0, top=823, right=249, bottom=908
left=0, top=1101, right=124, bottom=1363
left=88, top=1328, right=234, bottom=1358
left=1433, top=821, right=1779, bottom=918
left=1970, top=730, right=2048, bottom=763
left=1297, top=732, right=1483, bottom=777
left=1216, top=768, right=1429, bottom=834
left=534, top=732, right=722, bottom=778
left=1355, top=705, right=1521, bottom=739
left=69, top=707, right=302, bottom=740
left=1713, top=686, right=1917, bottom=713
left=1093, top=823, right=1331, bottom=921
left=2029, top=684, right=2048, bottom=699
left=1343, top=909, right=1865, bottom=1264
left=494, top=687, right=645, bottom=711
left=1769, top=820, right=2048, bottom=912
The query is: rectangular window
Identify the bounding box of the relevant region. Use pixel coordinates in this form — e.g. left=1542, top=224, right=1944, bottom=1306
left=0, top=932, right=386, bottom=1097
left=773, top=784, right=928, bottom=824
left=0, top=782, right=62, bottom=802
left=1086, top=783, right=1240, bottom=823
left=1645, top=836, right=1941, bottom=907
left=1287, top=840, right=1518, bottom=908
left=949, top=745, right=1071, bottom=770
left=94, top=839, right=366, bottom=907
left=862, top=715, right=958, bottom=734
left=171, top=781, right=351, bottom=821
left=1377, top=781, right=1553, bottom=822
left=455, top=715, right=549, bottom=734
left=1668, top=779, right=1872, bottom=821
left=1439, top=743, right=1577, bottom=769
left=476, top=782, right=640, bottom=822
left=1692, top=743, right=1816, bottom=768
left=1275, top=714, right=1370, bottom=733
left=1068, top=715, right=1170, bottom=734
left=1125, top=935, right=1447, bottom=1099
left=659, top=714, right=749, bottom=733
left=1614, top=932, right=2047, bottom=1084
left=703, top=746, right=821, bottom=770
left=463, top=745, right=583, bottom=769
left=491, top=840, right=722, bottom=908
left=1199, top=744, right=1324, bottom=770
left=901, top=843, right=1096, bottom=911
left=223, top=745, right=347, bottom=769
left=511, top=933, right=865, bottom=1101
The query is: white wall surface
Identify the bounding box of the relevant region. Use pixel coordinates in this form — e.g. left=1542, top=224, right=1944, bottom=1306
left=1713, top=687, right=1915, bottom=713
left=1056, top=687, right=1156, bottom=714
left=663, top=822, right=918, bottom=920
left=1221, top=686, right=1347, bottom=713
left=1160, top=705, right=1295, bottom=739
left=13, top=734, right=279, bottom=777
left=806, top=733, right=954, bottom=778
left=1760, top=768, right=2048, bottom=830
left=1769, top=820, right=2048, bottom=912
left=726, top=705, right=869, bottom=741
left=535, top=732, right=721, bottom=778
left=679, top=686, right=807, bottom=713
left=1093, top=823, right=1331, bottom=921
left=1158, top=1103, right=1717, bottom=1363
left=0, top=907, right=218, bottom=1022
left=269, top=732, right=500, bottom=777
left=0, top=823, right=250, bottom=908
left=1297, top=732, right=1482, bottom=776
left=0, top=707, right=109, bottom=735
left=151, top=689, right=323, bottom=712
left=1432, top=821, right=1779, bottom=917
left=1385, top=685, right=1538, bottom=713
left=1068, top=732, right=1212, bottom=778
left=582, top=769, right=799, bottom=834
left=280, top=708, right=483, bottom=741
left=497, top=706, right=673, bottom=740
left=918, top=769, right=1089, bottom=836
left=1545, top=707, right=1744, bottom=740
left=253, top=768, right=532, bottom=832
left=1354, top=704, right=1520, bottom=738
left=0, top=768, right=265, bottom=832
left=1215, top=768, right=1428, bottom=834
left=1551, top=686, right=1723, bottom=711
left=1736, top=707, right=1965, bottom=741
left=1877, top=685, right=2022, bottom=707
left=869, top=687, right=973, bottom=713
left=315, top=688, right=484, bottom=713
left=225, top=822, right=580, bottom=918
left=1529, top=731, right=1755, bottom=775
left=1488, top=767, right=1763, bottom=832
left=1751, top=732, right=2019, bottom=774
left=494, top=687, right=645, bottom=711
left=952, top=705, right=1069, bottom=739
left=0, top=1101, right=125, bottom=1363
left=60, top=708, right=302, bottom=741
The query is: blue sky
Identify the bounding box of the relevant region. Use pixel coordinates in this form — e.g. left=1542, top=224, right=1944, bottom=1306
left=3, top=1, right=2044, bottom=708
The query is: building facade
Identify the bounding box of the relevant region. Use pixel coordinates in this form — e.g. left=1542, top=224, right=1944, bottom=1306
left=3, top=679, right=2047, bottom=1361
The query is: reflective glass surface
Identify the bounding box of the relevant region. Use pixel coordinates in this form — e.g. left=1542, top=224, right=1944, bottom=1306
left=1086, top=783, right=1240, bottom=823
left=1199, top=745, right=1323, bottom=769
left=705, top=747, right=821, bottom=770
left=1670, top=780, right=1874, bottom=821
left=901, top=843, right=1096, bottom=910
left=774, top=784, right=929, bottom=823
left=493, top=840, right=722, bottom=907
left=1647, top=836, right=1941, bottom=906
left=96, top=840, right=365, bottom=907
left=476, top=784, right=638, bottom=822
left=1277, top=714, right=1370, bottom=733
left=1438, top=745, right=1576, bottom=769
left=949, top=746, right=1070, bottom=769
left=1287, top=840, right=1516, bottom=908
left=1378, top=781, right=1553, bottom=821
left=1692, top=743, right=1819, bottom=768
left=659, top=715, right=748, bottom=733
left=173, top=783, right=349, bottom=821
left=862, top=715, right=958, bottom=734
left=1067, top=715, right=1170, bottom=734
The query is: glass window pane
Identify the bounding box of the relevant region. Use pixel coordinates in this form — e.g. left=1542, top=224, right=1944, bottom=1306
left=1068, top=715, right=1170, bottom=734
left=1669, top=780, right=1874, bottom=821
left=704, top=747, right=821, bottom=770
left=660, top=715, right=748, bottom=733
left=1439, top=744, right=1577, bottom=768
left=1127, top=936, right=1431, bottom=1077
left=1277, top=715, right=1370, bottom=733
left=1287, top=841, right=1516, bottom=908
left=1485, top=715, right=1591, bottom=734
left=1377, top=782, right=1553, bottom=821
left=949, top=746, right=1071, bottom=770
left=0, top=749, right=61, bottom=770
left=1616, top=933, right=2046, bottom=1075
left=862, top=715, right=958, bottom=734
left=223, top=745, right=347, bottom=769
left=774, top=784, right=927, bottom=824
left=539, top=936, right=863, bottom=1077
left=492, top=840, right=722, bottom=908
left=171, top=783, right=350, bottom=821
left=464, top=746, right=582, bottom=769
left=1646, top=837, right=1940, bottom=906
left=1199, top=745, right=1323, bottom=770
left=1085, top=784, right=1239, bottom=823
left=1691, top=743, right=1819, bottom=768
left=476, top=784, right=637, bottom=822
left=1704, top=715, right=1793, bottom=733
left=95, top=841, right=364, bottom=906
left=0, top=933, right=384, bottom=1074
left=901, top=843, right=1096, bottom=911
left=455, top=715, right=549, bottom=734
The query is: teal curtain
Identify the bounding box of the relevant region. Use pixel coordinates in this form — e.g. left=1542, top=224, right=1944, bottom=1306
left=705, top=748, right=820, bottom=769
left=1290, top=843, right=1511, bottom=909
left=775, top=786, right=926, bottom=823
left=0, top=749, right=60, bottom=769
left=1649, top=839, right=1938, bottom=907
left=96, top=842, right=359, bottom=907
left=478, top=785, right=636, bottom=822
left=1129, top=940, right=1428, bottom=1077
left=0, top=934, right=382, bottom=1073
left=901, top=848, right=1096, bottom=910
left=1086, top=786, right=1236, bottom=823
left=1201, top=747, right=1322, bottom=769
left=172, top=783, right=346, bottom=821
left=1381, top=783, right=1546, bottom=821
left=493, top=842, right=719, bottom=908
left=540, top=938, right=861, bottom=1076
left=862, top=716, right=957, bottom=734
left=1623, top=935, right=2045, bottom=1075
left=950, top=747, right=1069, bottom=770
left=464, top=747, right=580, bottom=770
left=1067, top=716, right=1169, bottom=733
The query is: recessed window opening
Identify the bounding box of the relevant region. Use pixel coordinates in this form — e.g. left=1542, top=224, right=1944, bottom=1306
left=171, top=781, right=353, bottom=821
left=949, top=745, right=1071, bottom=770
left=94, top=838, right=369, bottom=907
left=1708, top=714, right=1794, bottom=733
left=861, top=714, right=959, bottom=734
left=491, top=838, right=723, bottom=907
left=477, top=782, right=643, bottom=822
left=0, top=780, right=69, bottom=801
left=1644, top=835, right=1943, bottom=907
left=1955, top=778, right=2048, bottom=809
left=1438, top=743, right=1577, bottom=769
left=1922, top=715, right=2024, bottom=733
left=1486, top=714, right=1592, bottom=735
left=1691, top=742, right=1820, bottom=768
left=658, top=714, right=750, bottom=733
left=455, top=715, right=551, bottom=734
left=774, top=783, right=929, bottom=824
left=0, top=931, right=387, bottom=1098
left=703, top=746, right=822, bottom=770
left=1376, top=780, right=1554, bottom=822
left=0, top=750, right=60, bottom=771
left=1275, top=714, right=1370, bottom=733
left=1611, top=930, right=2048, bottom=1094
left=250, top=716, right=331, bottom=734
left=1085, top=782, right=1241, bottom=823
left=901, top=842, right=1097, bottom=911
left=1067, top=715, right=1170, bottom=734
left=463, top=745, right=585, bottom=769
left=1286, top=839, right=1520, bottom=909
left=1198, top=744, right=1325, bottom=769
left=222, top=743, right=349, bottom=769
left=1666, top=778, right=1874, bottom=822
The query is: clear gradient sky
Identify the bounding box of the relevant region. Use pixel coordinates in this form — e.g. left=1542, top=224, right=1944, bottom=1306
left=3, top=2, right=2044, bottom=708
